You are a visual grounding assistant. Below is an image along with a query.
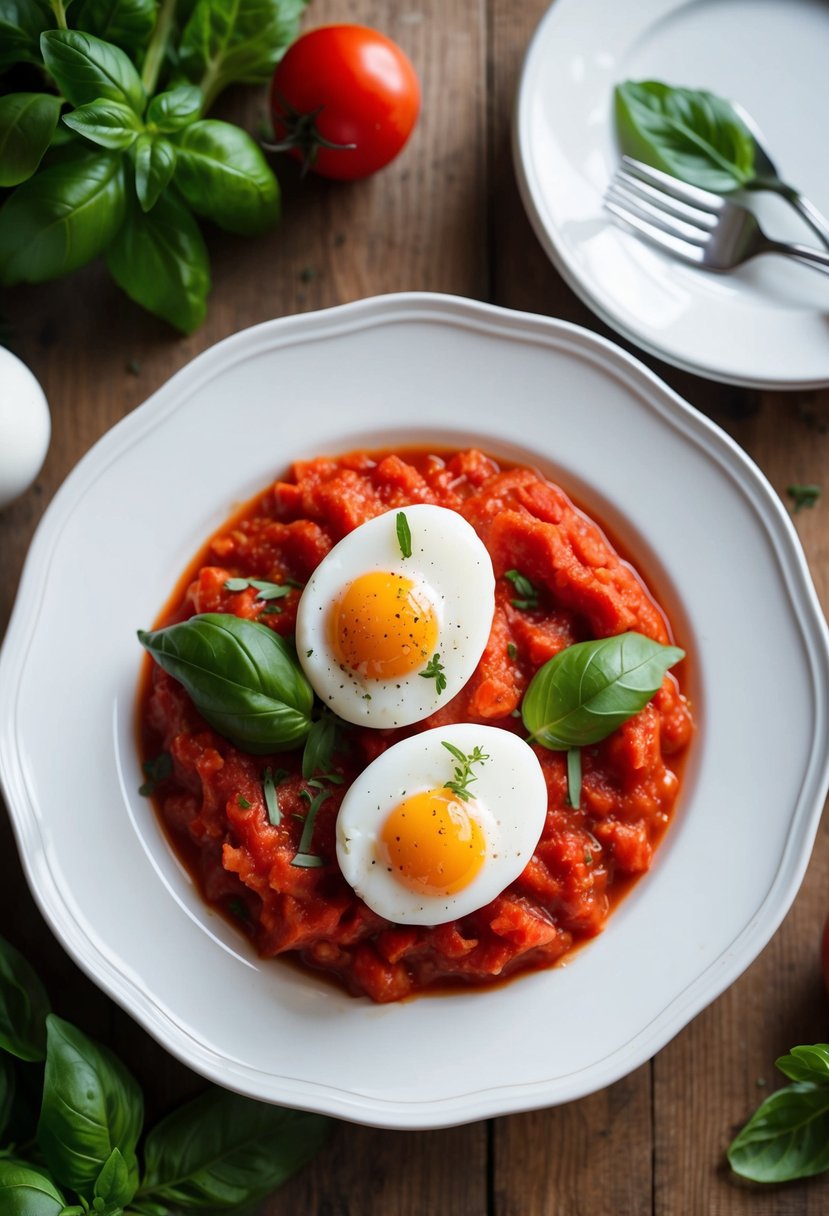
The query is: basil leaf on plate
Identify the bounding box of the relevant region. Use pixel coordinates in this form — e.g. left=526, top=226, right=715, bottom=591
left=37, top=1015, right=143, bottom=1199
left=615, top=80, right=755, bottom=193
left=728, top=1078, right=829, bottom=1182
left=138, top=612, right=314, bottom=752
left=0, top=146, right=126, bottom=285
left=0, top=934, right=51, bottom=1061
left=0, top=1160, right=65, bottom=1216
left=73, top=0, right=159, bottom=55
left=521, top=631, right=684, bottom=750
left=62, top=98, right=143, bottom=150
left=40, top=29, right=145, bottom=114
left=0, top=94, right=62, bottom=187
left=107, top=188, right=209, bottom=332
left=173, top=119, right=280, bottom=235
left=140, top=1088, right=331, bottom=1209
left=133, top=132, right=176, bottom=210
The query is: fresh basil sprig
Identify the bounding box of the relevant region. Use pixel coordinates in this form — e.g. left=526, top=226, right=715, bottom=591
left=0, top=933, right=331, bottom=1213
left=615, top=80, right=756, bottom=193
left=138, top=612, right=314, bottom=754
left=0, top=3, right=304, bottom=331
left=728, top=1044, right=829, bottom=1182
left=522, top=632, right=684, bottom=750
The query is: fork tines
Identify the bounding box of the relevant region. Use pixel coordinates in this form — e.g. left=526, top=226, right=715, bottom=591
left=604, top=157, right=721, bottom=262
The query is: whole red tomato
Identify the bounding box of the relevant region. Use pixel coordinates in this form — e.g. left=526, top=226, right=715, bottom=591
left=269, top=25, right=420, bottom=181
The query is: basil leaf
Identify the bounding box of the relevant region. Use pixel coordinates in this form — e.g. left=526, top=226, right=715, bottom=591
left=137, top=612, right=314, bottom=752
left=173, top=120, right=279, bottom=236
left=140, top=1088, right=331, bottom=1209
left=0, top=1053, right=14, bottom=1138
left=0, top=1160, right=65, bottom=1216
left=0, top=147, right=125, bottom=285
left=0, top=934, right=51, bottom=1061
left=94, top=1148, right=135, bottom=1208
left=728, top=1080, right=829, bottom=1182
left=0, top=94, right=62, bottom=187
left=776, top=1043, right=829, bottom=1085
left=0, top=1, right=52, bottom=70
left=521, top=632, right=684, bottom=750
left=107, top=188, right=209, bottom=332
left=40, top=29, right=145, bottom=114
left=38, top=1015, right=143, bottom=1200
left=63, top=98, right=143, bottom=150
left=74, top=0, right=158, bottom=55
left=615, top=80, right=755, bottom=193
left=133, top=132, right=176, bottom=210
left=177, top=0, right=306, bottom=109
left=146, top=84, right=203, bottom=132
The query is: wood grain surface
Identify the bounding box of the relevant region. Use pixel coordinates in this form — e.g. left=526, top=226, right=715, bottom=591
left=2, top=1, right=828, bottom=1213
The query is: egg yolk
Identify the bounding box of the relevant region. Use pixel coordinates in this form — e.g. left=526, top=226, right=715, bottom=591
left=332, top=571, right=439, bottom=680
left=379, top=790, right=487, bottom=896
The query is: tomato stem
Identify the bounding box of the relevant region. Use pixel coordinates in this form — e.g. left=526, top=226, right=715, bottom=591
left=264, top=92, right=357, bottom=176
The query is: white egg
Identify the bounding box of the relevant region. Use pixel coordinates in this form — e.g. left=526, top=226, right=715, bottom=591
left=296, top=504, right=495, bottom=727
left=0, top=347, right=50, bottom=511
left=336, top=723, right=547, bottom=925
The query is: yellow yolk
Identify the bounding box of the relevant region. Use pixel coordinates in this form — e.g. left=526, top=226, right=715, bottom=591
left=379, top=789, right=487, bottom=896
left=332, top=571, right=439, bottom=680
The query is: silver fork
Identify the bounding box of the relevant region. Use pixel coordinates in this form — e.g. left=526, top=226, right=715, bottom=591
left=605, top=157, right=829, bottom=275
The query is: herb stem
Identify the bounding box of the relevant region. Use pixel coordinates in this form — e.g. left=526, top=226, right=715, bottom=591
left=48, top=0, right=68, bottom=29
left=141, top=0, right=177, bottom=97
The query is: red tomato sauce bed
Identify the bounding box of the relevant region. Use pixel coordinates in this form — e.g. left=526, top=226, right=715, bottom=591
left=140, top=449, right=694, bottom=1003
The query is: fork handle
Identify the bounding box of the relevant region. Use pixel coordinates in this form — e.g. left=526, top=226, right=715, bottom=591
left=764, top=239, right=829, bottom=275
left=752, top=178, right=829, bottom=251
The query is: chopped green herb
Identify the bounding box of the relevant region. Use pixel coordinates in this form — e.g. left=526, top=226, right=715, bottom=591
left=566, top=747, right=582, bottom=809
left=260, top=602, right=283, bottom=615
left=291, top=852, right=325, bottom=868
left=306, top=648, right=314, bottom=657
left=139, top=752, right=172, bottom=796
left=396, top=510, right=412, bottom=559
left=505, top=569, right=539, bottom=610
left=507, top=642, right=518, bottom=660
left=584, top=848, right=593, bottom=866
left=291, top=787, right=331, bottom=867
left=787, top=483, right=821, bottom=513
left=442, top=742, right=490, bottom=803
left=223, top=576, right=301, bottom=601
left=262, top=766, right=281, bottom=825
left=420, top=652, right=447, bottom=694
left=237, top=795, right=252, bottom=809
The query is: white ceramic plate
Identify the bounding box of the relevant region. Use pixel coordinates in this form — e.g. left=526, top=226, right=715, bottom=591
left=1, top=294, right=828, bottom=1129
left=513, top=0, right=829, bottom=389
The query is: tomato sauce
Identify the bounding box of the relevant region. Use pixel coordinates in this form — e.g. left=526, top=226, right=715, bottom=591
left=139, top=449, right=694, bottom=1002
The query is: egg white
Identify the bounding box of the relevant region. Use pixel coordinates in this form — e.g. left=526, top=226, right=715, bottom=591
left=295, top=504, right=495, bottom=727
left=335, top=723, right=548, bottom=925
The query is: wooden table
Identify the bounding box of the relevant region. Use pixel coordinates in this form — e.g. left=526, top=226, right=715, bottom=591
left=2, top=2, right=829, bottom=1212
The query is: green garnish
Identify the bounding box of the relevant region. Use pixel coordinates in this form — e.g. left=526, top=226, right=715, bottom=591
left=396, top=510, right=412, bottom=559
left=504, top=569, right=539, bottom=610
left=291, top=787, right=331, bottom=868
left=237, top=795, right=252, bottom=809
left=441, top=742, right=490, bottom=803
left=788, top=483, right=821, bottom=513
left=224, top=577, right=301, bottom=601
left=507, top=642, right=518, bottom=660
left=420, top=652, right=447, bottom=694
left=566, top=747, right=582, bottom=809
left=138, top=752, right=172, bottom=796
left=262, top=766, right=281, bottom=825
